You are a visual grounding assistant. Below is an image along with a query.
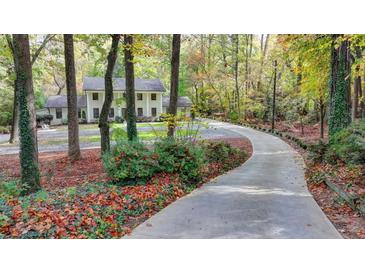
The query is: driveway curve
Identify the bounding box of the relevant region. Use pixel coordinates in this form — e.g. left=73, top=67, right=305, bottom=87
left=126, top=120, right=341, bottom=239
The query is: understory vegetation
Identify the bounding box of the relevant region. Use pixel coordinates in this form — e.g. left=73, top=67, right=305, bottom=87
left=0, top=138, right=249, bottom=238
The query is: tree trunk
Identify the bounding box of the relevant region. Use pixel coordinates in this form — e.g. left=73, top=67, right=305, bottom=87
left=124, top=34, right=137, bottom=141
left=329, top=35, right=351, bottom=138
left=99, top=34, right=120, bottom=153
left=63, top=34, right=81, bottom=161
left=319, top=96, right=325, bottom=139
left=234, top=34, right=240, bottom=118
left=12, top=34, right=40, bottom=194
left=9, top=84, right=19, bottom=143
left=8, top=34, right=54, bottom=144
left=352, top=46, right=362, bottom=121
left=5, top=35, right=19, bottom=144
left=167, top=34, right=181, bottom=137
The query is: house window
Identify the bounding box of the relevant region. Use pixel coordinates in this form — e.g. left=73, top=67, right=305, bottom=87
left=137, top=93, right=143, bottom=101
left=56, top=108, right=62, bottom=119
left=123, top=93, right=126, bottom=98
left=151, top=107, right=157, bottom=117
left=137, top=108, right=143, bottom=116
left=92, top=93, right=98, bottom=100
left=93, top=108, right=99, bottom=119
left=122, top=108, right=127, bottom=118
left=109, top=108, right=115, bottom=118
left=78, top=109, right=81, bottom=118
left=151, top=93, right=156, bottom=100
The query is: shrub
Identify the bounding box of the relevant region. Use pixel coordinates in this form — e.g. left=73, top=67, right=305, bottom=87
left=328, top=121, right=365, bottom=165
left=308, top=140, right=328, bottom=163
left=115, top=116, right=124, bottom=123
left=228, top=111, right=239, bottom=122
left=0, top=180, right=24, bottom=200
left=202, top=141, right=247, bottom=170
left=0, top=126, right=10, bottom=134
left=154, top=139, right=205, bottom=184
left=111, top=127, right=128, bottom=140
left=102, top=140, right=159, bottom=185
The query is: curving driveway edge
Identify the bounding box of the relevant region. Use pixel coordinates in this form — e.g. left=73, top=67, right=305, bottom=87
left=125, top=121, right=341, bottom=239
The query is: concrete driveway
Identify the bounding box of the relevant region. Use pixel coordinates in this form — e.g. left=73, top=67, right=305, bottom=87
left=0, top=122, right=241, bottom=155
left=126, top=120, right=341, bottom=239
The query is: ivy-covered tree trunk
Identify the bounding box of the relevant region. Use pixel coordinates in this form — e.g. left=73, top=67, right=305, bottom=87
left=63, top=34, right=81, bottom=161
left=329, top=35, right=351, bottom=138
left=124, top=35, right=137, bottom=141
left=99, top=34, right=120, bottom=153
left=12, top=34, right=40, bottom=193
left=167, top=34, right=181, bottom=137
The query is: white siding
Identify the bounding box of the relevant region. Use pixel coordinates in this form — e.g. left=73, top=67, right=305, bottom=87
left=48, top=107, right=87, bottom=125
left=85, top=90, right=163, bottom=122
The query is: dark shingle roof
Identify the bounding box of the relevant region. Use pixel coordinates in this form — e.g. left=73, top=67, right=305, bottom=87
left=162, top=96, right=192, bottom=108
left=45, top=95, right=87, bottom=108
left=83, top=77, right=165, bottom=92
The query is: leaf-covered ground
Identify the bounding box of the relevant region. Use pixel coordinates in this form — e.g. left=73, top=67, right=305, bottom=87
left=241, top=119, right=365, bottom=238
left=0, top=137, right=252, bottom=239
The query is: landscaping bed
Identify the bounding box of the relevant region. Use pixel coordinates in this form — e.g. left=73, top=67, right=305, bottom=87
left=0, top=137, right=252, bottom=239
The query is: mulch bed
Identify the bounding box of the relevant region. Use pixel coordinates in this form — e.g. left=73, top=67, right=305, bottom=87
left=0, top=137, right=252, bottom=191
left=0, top=149, right=107, bottom=190
left=0, top=137, right=252, bottom=239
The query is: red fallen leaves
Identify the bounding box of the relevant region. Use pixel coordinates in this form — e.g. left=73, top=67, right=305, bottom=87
left=306, top=162, right=365, bottom=239
left=0, top=138, right=252, bottom=239
left=0, top=149, right=108, bottom=190
left=0, top=173, right=190, bottom=238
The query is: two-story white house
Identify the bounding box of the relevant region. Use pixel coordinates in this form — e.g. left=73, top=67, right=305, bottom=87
left=45, top=77, right=192, bottom=125
left=84, top=77, right=166, bottom=123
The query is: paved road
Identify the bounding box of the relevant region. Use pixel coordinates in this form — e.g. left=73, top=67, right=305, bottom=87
left=126, top=120, right=341, bottom=239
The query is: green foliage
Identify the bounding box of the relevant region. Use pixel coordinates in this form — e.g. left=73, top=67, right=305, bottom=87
left=0, top=112, right=12, bottom=127
left=0, top=126, right=10, bottom=134
left=327, top=122, right=365, bottom=165
left=102, top=140, right=158, bottom=185
left=202, top=141, right=247, bottom=170
left=228, top=110, right=239, bottom=122
left=103, top=138, right=205, bottom=185
left=154, top=138, right=205, bottom=184
left=0, top=180, right=24, bottom=200
left=18, top=71, right=40, bottom=194
left=329, top=42, right=351, bottom=137
left=307, top=140, right=328, bottom=163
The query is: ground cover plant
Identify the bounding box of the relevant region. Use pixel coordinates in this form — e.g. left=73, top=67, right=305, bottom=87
left=0, top=137, right=251, bottom=238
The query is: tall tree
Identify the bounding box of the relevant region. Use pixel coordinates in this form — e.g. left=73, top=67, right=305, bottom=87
left=63, top=34, right=80, bottom=161
left=167, top=34, right=181, bottom=137
left=124, top=34, right=137, bottom=141
left=12, top=34, right=40, bottom=193
left=233, top=34, right=240, bottom=116
left=8, top=34, right=54, bottom=143
left=99, top=34, right=120, bottom=152
left=329, top=35, right=351, bottom=138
